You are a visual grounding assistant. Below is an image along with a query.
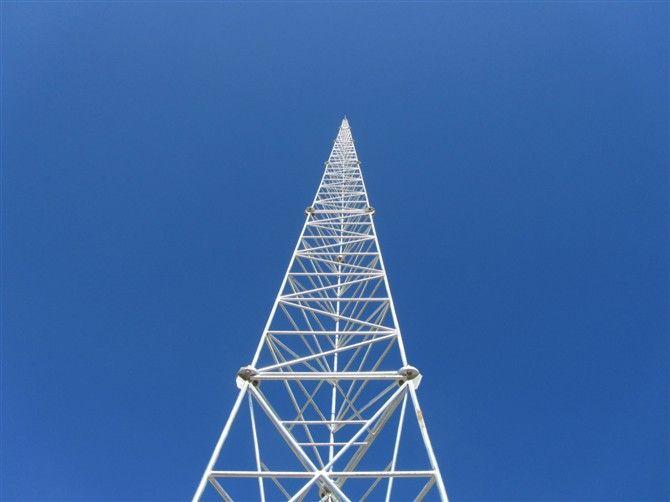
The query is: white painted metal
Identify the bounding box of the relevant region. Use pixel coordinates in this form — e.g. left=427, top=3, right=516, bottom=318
left=193, top=118, right=448, bottom=501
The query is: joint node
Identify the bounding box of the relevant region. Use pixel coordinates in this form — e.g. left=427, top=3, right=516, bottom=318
left=336, top=254, right=345, bottom=263
left=365, top=206, right=375, bottom=215
left=305, top=206, right=316, bottom=215
left=398, top=365, right=420, bottom=380
left=398, top=365, right=423, bottom=388
left=237, top=365, right=259, bottom=386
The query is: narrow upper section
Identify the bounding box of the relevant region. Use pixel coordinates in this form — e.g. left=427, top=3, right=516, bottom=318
left=313, top=118, right=368, bottom=208
left=332, top=117, right=355, bottom=155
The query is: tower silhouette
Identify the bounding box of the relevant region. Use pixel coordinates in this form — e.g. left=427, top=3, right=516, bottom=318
left=194, top=118, right=448, bottom=501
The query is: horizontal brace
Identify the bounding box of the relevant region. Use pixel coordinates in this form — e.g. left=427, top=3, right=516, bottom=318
left=300, top=236, right=372, bottom=239
left=268, top=330, right=395, bottom=335
left=288, top=273, right=381, bottom=276
left=316, top=198, right=366, bottom=202
left=307, top=216, right=369, bottom=220
left=280, top=420, right=367, bottom=425
left=313, top=185, right=363, bottom=190
left=309, top=210, right=371, bottom=214
left=297, top=252, right=378, bottom=256
left=254, top=371, right=401, bottom=381
left=307, top=222, right=373, bottom=226
left=332, top=471, right=436, bottom=479
left=280, top=297, right=389, bottom=302
left=210, top=471, right=437, bottom=479
left=297, top=442, right=367, bottom=446
left=309, top=209, right=372, bottom=216
left=317, top=179, right=361, bottom=182
left=306, top=225, right=369, bottom=230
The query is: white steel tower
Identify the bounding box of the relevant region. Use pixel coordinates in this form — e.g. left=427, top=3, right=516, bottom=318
left=194, top=118, right=448, bottom=501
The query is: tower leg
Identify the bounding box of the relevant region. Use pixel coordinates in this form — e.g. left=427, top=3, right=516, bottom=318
left=408, top=384, right=449, bottom=501
left=192, top=385, right=248, bottom=502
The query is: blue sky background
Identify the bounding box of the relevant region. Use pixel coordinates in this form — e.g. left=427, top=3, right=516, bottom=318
left=2, top=2, right=669, bottom=500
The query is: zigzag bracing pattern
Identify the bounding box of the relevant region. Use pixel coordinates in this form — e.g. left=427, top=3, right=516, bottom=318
left=194, top=118, right=448, bottom=502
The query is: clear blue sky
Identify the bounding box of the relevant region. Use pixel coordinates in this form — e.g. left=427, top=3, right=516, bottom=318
left=2, top=2, right=668, bottom=500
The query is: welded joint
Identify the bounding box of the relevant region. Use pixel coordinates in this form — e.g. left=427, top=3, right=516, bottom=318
left=236, top=365, right=259, bottom=388
left=398, top=365, right=422, bottom=389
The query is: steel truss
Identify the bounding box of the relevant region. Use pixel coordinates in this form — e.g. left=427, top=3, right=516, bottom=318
left=194, top=118, right=448, bottom=501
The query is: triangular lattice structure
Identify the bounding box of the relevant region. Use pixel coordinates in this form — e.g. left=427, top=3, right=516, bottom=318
left=194, top=118, right=448, bottom=501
